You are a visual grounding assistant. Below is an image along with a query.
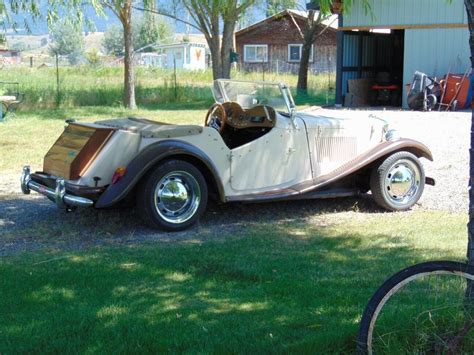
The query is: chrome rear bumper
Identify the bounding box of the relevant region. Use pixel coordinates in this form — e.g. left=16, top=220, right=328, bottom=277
left=20, top=166, right=94, bottom=208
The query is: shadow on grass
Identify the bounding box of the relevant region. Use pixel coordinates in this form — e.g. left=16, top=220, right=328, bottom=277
left=0, top=209, right=419, bottom=353
left=0, top=195, right=384, bottom=255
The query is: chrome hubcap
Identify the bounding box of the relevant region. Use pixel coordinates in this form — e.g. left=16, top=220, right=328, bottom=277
left=383, top=159, right=421, bottom=207
left=154, top=171, right=201, bottom=224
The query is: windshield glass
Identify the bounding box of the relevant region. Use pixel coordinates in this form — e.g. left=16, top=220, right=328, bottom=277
left=212, top=80, right=294, bottom=114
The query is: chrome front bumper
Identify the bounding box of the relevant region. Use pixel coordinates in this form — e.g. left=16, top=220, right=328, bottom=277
left=20, top=166, right=94, bottom=208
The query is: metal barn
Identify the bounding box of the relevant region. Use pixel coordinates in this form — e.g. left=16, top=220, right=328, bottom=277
left=335, top=0, right=470, bottom=108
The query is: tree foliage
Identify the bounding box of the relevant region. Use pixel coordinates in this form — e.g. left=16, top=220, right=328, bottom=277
left=135, top=15, right=172, bottom=52
left=102, top=16, right=172, bottom=56
left=49, top=20, right=85, bottom=65
left=264, top=0, right=297, bottom=17
left=102, top=24, right=124, bottom=56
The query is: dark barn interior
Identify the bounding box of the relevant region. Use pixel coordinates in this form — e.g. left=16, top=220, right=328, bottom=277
left=338, top=29, right=405, bottom=107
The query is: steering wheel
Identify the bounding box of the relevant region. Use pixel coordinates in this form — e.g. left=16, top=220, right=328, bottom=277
left=204, top=103, right=227, bottom=133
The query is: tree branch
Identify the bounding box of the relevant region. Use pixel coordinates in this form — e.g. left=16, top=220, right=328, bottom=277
left=132, top=5, right=202, bottom=32
left=288, top=11, right=304, bottom=40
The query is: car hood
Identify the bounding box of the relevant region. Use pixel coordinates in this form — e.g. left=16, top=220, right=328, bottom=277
left=296, top=109, right=388, bottom=132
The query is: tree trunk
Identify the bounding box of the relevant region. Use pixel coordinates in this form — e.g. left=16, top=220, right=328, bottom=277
left=209, top=38, right=223, bottom=80
left=297, top=10, right=319, bottom=94
left=297, top=41, right=313, bottom=93
left=465, top=0, right=474, bottom=299
left=122, top=0, right=136, bottom=109
left=221, top=19, right=236, bottom=79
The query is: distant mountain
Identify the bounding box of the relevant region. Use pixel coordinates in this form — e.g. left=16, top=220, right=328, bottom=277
left=10, top=7, right=125, bottom=35
left=7, top=7, right=231, bottom=35
left=6, top=2, right=272, bottom=36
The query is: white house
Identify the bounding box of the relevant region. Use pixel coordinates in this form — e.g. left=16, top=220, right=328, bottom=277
left=157, top=42, right=207, bottom=70
left=136, top=53, right=163, bottom=67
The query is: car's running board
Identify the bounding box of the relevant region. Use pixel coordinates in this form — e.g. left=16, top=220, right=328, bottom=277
left=289, top=188, right=360, bottom=201
left=235, top=187, right=360, bottom=204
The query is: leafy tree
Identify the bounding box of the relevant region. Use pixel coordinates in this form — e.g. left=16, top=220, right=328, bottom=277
left=102, top=17, right=172, bottom=56
left=146, top=0, right=256, bottom=80
left=295, top=0, right=369, bottom=94
left=49, top=20, right=85, bottom=65
left=10, top=41, right=28, bottom=51
left=135, top=15, right=172, bottom=52
left=0, top=0, right=163, bottom=108
left=265, top=0, right=297, bottom=17
left=102, top=24, right=124, bottom=56
left=86, top=48, right=100, bottom=66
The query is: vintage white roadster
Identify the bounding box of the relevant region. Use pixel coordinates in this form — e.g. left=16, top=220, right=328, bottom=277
left=21, top=80, right=434, bottom=231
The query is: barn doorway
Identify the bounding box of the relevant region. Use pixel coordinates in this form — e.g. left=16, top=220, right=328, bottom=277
left=340, top=29, right=405, bottom=107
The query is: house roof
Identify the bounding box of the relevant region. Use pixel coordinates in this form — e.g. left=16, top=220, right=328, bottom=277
left=157, top=42, right=207, bottom=50
left=235, top=9, right=338, bottom=36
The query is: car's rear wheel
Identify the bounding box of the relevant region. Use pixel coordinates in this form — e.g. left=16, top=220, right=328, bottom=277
left=137, top=160, right=208, bottom=231
left=370, top=151, right=425, bottom=211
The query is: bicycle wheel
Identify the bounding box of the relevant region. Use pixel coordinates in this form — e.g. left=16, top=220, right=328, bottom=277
left=357, top=261, right=474, bottom=354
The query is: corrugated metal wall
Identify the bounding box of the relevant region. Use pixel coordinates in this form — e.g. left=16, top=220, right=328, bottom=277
left=337, top=0, right=470, bottom=107
left=402, top=27, right=470, bottom=107
left=345, top=0, right=466, bottom=27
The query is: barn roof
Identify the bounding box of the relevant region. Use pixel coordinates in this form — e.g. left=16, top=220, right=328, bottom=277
left=235, top=9, right=338, bottom=36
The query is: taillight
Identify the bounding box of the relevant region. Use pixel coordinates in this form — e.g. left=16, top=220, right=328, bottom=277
left=111, top=167, right=127, bottom=184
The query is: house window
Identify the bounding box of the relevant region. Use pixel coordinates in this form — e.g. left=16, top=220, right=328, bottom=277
left=288, top=44, right=314, bottom=62
left=244, top=45, right=268, bottom=63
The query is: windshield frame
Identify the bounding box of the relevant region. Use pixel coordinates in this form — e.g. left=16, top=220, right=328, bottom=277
left=213, top=79, right=296, bottom=115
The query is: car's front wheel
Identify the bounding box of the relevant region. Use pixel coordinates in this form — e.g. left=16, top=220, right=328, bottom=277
left=137, top=160, right=208, bottom=231
left=370, top=151, right=425, bottom=211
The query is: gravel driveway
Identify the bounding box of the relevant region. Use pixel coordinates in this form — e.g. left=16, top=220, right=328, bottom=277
left=322, top=108, right=471, bottom=213
left=0, top=108, right=470, bottom=255
left=359, top=108, right=470, bottom=213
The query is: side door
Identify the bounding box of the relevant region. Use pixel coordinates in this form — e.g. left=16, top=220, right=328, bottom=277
left=229, top=116, right=312, bottom=193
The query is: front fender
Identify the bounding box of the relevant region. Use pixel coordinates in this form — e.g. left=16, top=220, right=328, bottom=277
left=309, top=138, right=433, bottom=191
left=363, top=138, right=433, bottom=163
left=95, top=140, right=224, bottom=208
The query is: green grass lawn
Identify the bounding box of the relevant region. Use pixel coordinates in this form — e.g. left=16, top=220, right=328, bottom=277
left=0, top=105, right=469, bottom=352
left=0, top=105, right=207, bottom=175
left=0, top=211, right=467, bottom=353
left=0, top=66, right=334, bottom=108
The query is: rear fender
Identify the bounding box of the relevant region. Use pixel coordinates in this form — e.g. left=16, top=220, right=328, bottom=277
left=95, top=140, right=224, bottom=208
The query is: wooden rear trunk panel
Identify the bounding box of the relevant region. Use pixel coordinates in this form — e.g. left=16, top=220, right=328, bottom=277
left=43, top=124, right=115, bottom=180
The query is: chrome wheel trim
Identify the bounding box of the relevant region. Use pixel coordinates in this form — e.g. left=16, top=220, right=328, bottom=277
left=154, top=171, right=201, bottom=224
left=382, top=159, right=421, bottom=208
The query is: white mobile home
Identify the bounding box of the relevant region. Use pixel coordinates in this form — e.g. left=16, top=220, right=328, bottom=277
left=158, top=43, right=207, bottom=70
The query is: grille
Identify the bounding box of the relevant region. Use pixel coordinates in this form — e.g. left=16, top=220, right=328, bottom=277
left=315, top=136, right=357, bottom=163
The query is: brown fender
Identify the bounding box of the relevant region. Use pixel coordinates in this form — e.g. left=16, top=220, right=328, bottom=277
left=95, top=140, right=225, bottom=208
left=303, top=138, right=433, bottom=193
